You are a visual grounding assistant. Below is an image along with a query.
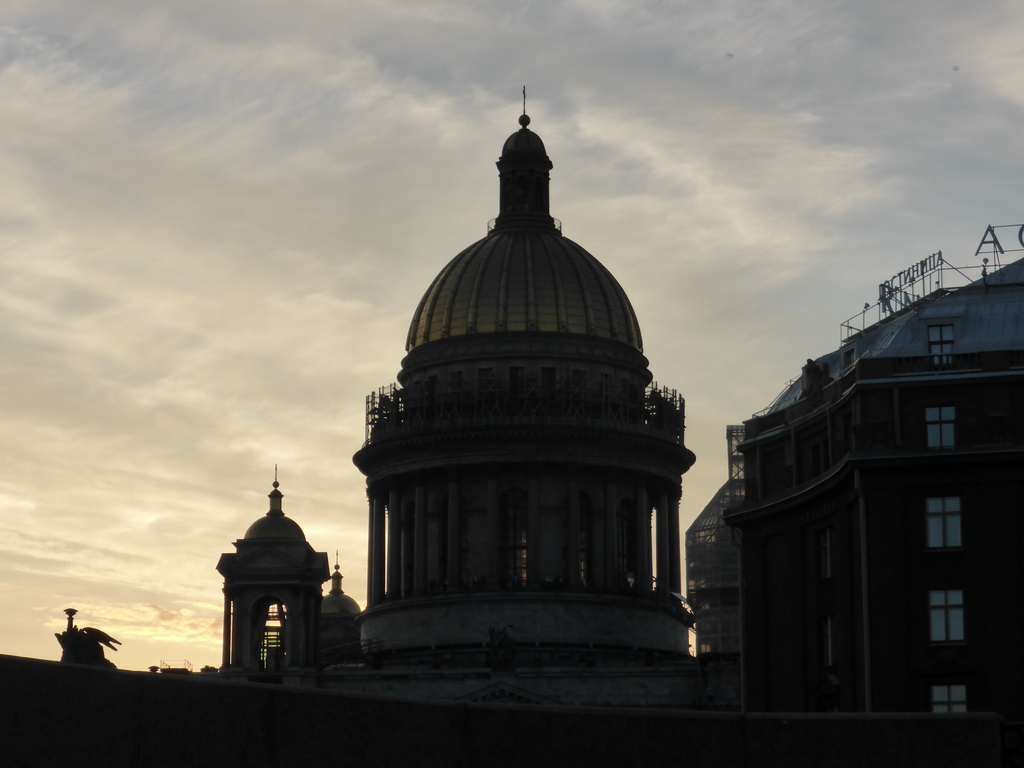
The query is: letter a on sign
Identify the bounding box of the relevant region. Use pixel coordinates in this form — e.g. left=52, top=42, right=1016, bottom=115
left=976, top=225, right=1005, bottom=256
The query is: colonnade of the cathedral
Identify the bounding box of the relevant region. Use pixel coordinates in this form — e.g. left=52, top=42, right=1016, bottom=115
left=364, top=467, right=681, bottom=608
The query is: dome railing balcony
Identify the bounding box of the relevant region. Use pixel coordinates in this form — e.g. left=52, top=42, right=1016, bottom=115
left=362, top=380, right=685, bottom=446
left=487, top=217, right=561, bottom=234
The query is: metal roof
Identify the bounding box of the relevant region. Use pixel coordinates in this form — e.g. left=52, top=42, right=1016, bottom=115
left=760, top=255, right=1024, bottom=415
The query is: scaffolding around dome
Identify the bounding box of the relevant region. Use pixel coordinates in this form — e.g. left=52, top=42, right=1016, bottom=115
left=362, top=378, right=684, bottom=447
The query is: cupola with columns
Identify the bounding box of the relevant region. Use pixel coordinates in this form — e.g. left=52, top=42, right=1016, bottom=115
left=216, top=479, right=329, bottom=682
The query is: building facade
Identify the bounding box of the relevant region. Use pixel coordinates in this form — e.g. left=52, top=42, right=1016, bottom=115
left=346, top=114, right=699, bottom=706
left=727, top=256, right=1024, bottom=718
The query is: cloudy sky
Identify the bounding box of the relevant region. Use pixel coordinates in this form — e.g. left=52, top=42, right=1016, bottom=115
left=3, top=0, right=1023, bottom=671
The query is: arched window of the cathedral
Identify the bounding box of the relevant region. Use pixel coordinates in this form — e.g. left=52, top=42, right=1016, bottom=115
left=617, top=500, right=637, bottom=590
left=256, top=600, right=288, bottom=672
left=516, top=177, right=528, bottom=210
left=499, top=488, right=528, bottom=588
left=578, top=492, right=594, bottom=587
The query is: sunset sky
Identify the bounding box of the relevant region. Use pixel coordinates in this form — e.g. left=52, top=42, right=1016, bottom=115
left=4, top=0, right=1024, bottom=671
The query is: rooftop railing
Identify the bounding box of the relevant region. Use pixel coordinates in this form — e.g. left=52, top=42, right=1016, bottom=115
left=362, top=380, right=685, bottom=447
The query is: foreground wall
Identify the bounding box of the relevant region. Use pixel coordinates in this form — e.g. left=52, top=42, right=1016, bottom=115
left=0, top=655, right=1005, bottom=768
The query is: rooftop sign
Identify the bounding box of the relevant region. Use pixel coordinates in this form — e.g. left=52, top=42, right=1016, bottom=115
left=878, top=251, right=943, bottom=316
left=975, top=223, right=1024, bottom=259
left=841, top=223, right=1004, bottom=344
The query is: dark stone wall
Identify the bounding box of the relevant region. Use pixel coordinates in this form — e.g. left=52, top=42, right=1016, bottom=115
left=0, top=655, right=1004, bottom=768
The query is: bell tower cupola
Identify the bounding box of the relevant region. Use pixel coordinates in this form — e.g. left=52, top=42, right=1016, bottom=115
left=216, top=477, right=329, bottom=684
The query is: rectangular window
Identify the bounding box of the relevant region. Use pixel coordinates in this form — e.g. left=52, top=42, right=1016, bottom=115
left=926, top=406, right=956, bottom=449
left=842, top=347, right=855, bottom=371
left=926, top=497, right=962, bottom=548
left=929, top=589, right=964, bottom=642
left=928, top=324, right=954, bottom=367
left=931, top=684, right=967, bottom=712
left=817, top=527, right=832, bottom=579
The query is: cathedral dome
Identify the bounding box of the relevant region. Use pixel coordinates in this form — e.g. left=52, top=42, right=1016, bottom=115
left=243, top=513, right=305, bottom=540
left=321, top=591, right=360, bottom=616
left=321, top=564, right=361, bottom=616
left=406, top=229, right=643, bottom=351
left=243, top=482, right=306, bottom=540
left=405, top=114, right=642, bottom=353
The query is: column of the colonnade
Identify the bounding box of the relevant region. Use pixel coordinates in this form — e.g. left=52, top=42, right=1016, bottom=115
left=636, top=482, right=651, bottom=593
left=387, top=488, right=401, bottom=597
left=668, top=491, right=682, bottom=594
left=221, top=591, right=232, bottom=668
left=567, top=474, right=580, bottom=588
left=414, top=480, right=428, bottom=594
left=604, top=478, right=617, bottom=591
left=446, top=475, right=461, bottom=589
left=656, top=490, right=669, bottom=594
left=370, top=494, right=386, bottom=606
left=484, top=474, right=498, bottom=588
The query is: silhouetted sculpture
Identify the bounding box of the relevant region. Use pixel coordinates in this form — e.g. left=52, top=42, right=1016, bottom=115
left=801, top=358, right=833, bottom=401
left=487, top=626, right=516, bottom=670
left=55, top=608, right=121, bottom=668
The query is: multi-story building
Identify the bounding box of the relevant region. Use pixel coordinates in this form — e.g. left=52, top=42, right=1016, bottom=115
left=727, top=255, right=1024, bottom=718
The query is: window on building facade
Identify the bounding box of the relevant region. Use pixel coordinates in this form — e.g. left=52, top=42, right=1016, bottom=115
left=926, top=406, right=956, bottom=449
left=926, top=497, right=962, bottom=548
left=818, top=614, right=834, bottom=667
left=931, top=684, right=967, bottom=712
left=499, top=489, right=528, bottom=587
left=928, top=324, right=954, bottom=367
left=928, top=589, right=964, bottom=642
left=817, top=527, right=833, bottom=579
left=842, top=347, right=855, bottom=371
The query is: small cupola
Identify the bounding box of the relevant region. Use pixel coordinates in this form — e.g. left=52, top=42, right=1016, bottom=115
left=243, top=480, right=306, bottom=540
left=493, top=113, right=556, bottom=231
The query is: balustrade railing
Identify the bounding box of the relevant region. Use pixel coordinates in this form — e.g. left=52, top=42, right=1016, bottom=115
left=363, top=379, right=684, bottom=446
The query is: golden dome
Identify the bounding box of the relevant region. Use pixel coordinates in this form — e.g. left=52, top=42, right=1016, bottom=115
left=406, top=228, right=642, bottom=351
